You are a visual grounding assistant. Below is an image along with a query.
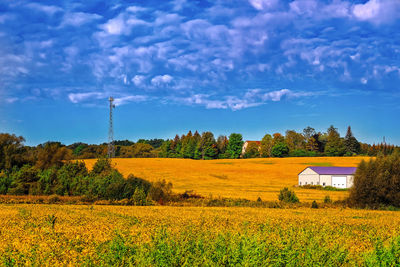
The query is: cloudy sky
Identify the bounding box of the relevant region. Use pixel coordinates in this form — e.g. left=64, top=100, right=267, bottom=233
left=1, top=0, right=400, bottom=145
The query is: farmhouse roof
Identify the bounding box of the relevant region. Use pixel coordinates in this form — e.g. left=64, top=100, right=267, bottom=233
left=308, top=166, right=357, bottom=175
left=245, top=140, right=261, bottom=144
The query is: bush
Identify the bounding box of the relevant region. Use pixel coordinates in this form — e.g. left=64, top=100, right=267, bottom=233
left=132, top=188, right=147, bottom=206
left=278, top=187, right=299, bottom=203
left=324, top=195, right=332, bottom=204
left=149, top=180, right=173, bottom=204
left=311, top=200, right=318, bottom=209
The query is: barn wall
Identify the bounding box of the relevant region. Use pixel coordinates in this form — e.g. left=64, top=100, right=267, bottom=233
left=346, top=175, right=354, bottom=188
left=299, top=168, right=318, bottom=175
left=298, top=174, right=319, bottom=186
left=320, top=175, right=332, bottom=186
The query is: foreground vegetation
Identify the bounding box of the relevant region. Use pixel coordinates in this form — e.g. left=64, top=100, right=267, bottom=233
left=1, top=204, right=399, bottom=266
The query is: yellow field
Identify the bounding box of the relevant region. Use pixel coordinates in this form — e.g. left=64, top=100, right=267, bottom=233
left=84, top=157, right=370, bottom=202
left=1, top=204, right=399, bottom=265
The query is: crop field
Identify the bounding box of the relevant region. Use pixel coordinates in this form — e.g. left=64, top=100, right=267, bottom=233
left=1, top=204, right=399, bottom=265
left=85, top=157, right=370, bottom=202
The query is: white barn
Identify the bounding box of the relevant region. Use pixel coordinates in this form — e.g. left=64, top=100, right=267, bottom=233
left=298, top=166, right=357, bottom=189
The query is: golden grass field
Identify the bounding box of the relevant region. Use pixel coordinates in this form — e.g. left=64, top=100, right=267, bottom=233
left=85, top=157, right=370, bottom=202
left=1, top=204, right=399, bottom=265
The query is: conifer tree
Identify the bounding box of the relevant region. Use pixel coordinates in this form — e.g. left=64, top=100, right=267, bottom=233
left=226, top=133, right=244, bottom=159
left=344, top=126, right=360, bottom=155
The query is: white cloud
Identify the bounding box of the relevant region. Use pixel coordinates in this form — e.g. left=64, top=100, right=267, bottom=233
left=361, top=77, right=368, bottom=84
left=5, top=97, right=18, bottom=104
left=132, top=75, right=146, bottom=86
left=126, top=6, right=147, bottom=13
left=248, top=0, right=278, bottom=11
left=176, top=89, right=311, bottom=111
left=151, top=75, right=173, bottom=85
left=68, top=92, right=104, bottom=103
left=61, top=12, right=102, bottom=27
left=353, top=0, right=380, bottom=20
left=352, top=0, right=400, bottom=24
left=114, top=95, right=147, bottom=106
left=26, top=3, right=62, bottom=15
left=100, top=13, right=150, bottom=35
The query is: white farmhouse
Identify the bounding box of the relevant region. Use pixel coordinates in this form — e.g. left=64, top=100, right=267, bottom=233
left=298, top=166, right=357, bottom=189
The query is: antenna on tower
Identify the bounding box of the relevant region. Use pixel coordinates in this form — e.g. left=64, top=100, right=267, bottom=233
left=107, top=96, right=115, bottom=158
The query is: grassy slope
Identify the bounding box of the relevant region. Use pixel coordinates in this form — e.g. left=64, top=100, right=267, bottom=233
left=84, top=157, right=370, bottom=202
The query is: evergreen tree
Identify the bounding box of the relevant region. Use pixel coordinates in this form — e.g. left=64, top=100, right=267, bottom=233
left=344, top=126, right=360, bottom=155
left=226, top=133, right=244, bottom=159
left=181, top=131, right=197, bottom=159
left=197, top=132, right=218, bottom=160
left=324, top=125, right=345, bottom=156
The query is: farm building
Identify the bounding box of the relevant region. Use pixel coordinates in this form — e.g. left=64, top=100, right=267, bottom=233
left=298, top=166, right=357, bottom=189
left=241, top=140, right=261, bottom=155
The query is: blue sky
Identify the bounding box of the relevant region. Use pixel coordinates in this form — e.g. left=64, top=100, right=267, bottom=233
left=1, top=0, right=399, bottom=146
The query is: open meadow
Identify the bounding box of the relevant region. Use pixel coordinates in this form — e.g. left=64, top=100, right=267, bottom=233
left=1, top=204, right=399, bottom=265
left=85, top=157, right=370, bottom=202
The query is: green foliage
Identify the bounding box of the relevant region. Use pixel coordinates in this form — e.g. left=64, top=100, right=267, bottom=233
left=0, top=171, right=13, bottom=195
left=91, top=157, right=112, bottom=175
left=197, top=132, right=218, bottom=160
left=226, top=133, right=243, bottom=159
left=149, top=180, right=173, bottom=203
left=364, top=237, right=400, bottom=266
left=311, top=200, right=319, bottom=209
left=324, top=125, right=346, bottom=156
left=271, top=143, right=289, bottom=157
left=35, top=142, right=71, bottom=170
left=349, top=153, right=400, bottom=208
left=278, top=187, right=299, bottom=203
left=285, top=130, right=306, bottom=152
left=94, top=227, right=352, bottom=266
left=260, top=134, right=273, bottom=157
left=131, top=143, right=155, bottom=158
left=0, top=133, right=27, bottom=171
left=289, top=149, right=317, bottom=157
left=324, top=195, right=332, bottom=203
left=8, top=165, right=39, bottom=195
left=132, top=187, right=147, bottom=206
left=344, top=126, right=360, bottom=155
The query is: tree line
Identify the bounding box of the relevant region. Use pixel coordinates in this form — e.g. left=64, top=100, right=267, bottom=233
left=1, top=126, right=398, bottom=165
left=0, top=134, right=171, bottom=202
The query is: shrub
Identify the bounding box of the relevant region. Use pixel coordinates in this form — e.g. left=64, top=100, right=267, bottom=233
left=311, top=200, right=319, bottom=209
left=149, top=180, right=173, bottom=204
left=278, top=187, right=299, bottom=203
left=132, top=188, right=147, bottom=206
left=48, top=194, right=60, bottom=204
left=324, top=195, right=332, bottom=203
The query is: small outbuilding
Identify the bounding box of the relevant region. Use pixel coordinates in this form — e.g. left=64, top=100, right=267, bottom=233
left=298, top=166, right=357, bottom=189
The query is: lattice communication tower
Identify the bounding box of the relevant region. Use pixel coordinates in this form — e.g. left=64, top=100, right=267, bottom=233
left=107, top=96, right=115, bottom=158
